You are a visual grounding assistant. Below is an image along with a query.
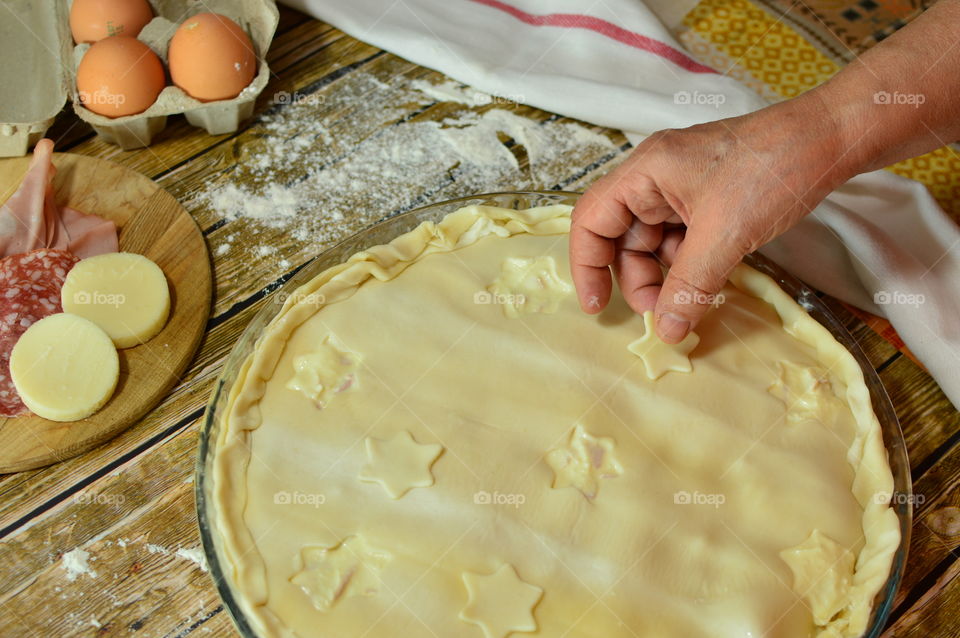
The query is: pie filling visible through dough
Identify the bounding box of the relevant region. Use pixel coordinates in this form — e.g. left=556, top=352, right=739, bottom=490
left=210, top=204, right=900, bottom=638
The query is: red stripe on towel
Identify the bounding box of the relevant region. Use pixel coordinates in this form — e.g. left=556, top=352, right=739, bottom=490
left=469, top=0, right=717, bottom=74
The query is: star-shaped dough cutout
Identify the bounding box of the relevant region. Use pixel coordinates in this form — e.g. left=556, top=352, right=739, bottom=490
left=768, top=361, right=837, bottom=424
left=545, top=424, right=623, bottom=500
left=290, top=536, right=391, bottom=612
left=627, top=311, right=700, bottom=380
left=780, top=529, right=854, bottom=626
left=286, top=334, right=360, bottom=408
left=459, top=564, right=543, bottom=638
left=486, top=256, right=572, bottom=318
left=359, top=431, right=444, bottom=498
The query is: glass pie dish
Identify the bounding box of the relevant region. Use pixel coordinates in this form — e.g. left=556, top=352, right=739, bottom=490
left=196, top=191, right=912, bottom=638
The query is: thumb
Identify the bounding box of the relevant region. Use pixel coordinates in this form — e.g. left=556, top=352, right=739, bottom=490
left=654, top=223, right=746, bottom=343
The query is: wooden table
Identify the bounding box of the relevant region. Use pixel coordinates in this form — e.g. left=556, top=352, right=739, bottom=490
left=1, top=6, right=957, bottom=637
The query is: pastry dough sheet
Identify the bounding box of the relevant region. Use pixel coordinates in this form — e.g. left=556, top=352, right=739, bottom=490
left=212, top=205, right=899, bottom=638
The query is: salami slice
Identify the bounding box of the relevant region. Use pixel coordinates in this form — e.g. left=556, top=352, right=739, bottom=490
left=0, top=248, right=79, bottom=417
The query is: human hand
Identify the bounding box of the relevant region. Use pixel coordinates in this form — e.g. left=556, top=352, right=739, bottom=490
left=569, top=96, right=849, bottom=343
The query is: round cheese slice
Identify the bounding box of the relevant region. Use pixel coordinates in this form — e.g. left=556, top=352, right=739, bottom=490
left=61, top=252, right=170, bottom=348
left=10, top=313, right=119, bottom=422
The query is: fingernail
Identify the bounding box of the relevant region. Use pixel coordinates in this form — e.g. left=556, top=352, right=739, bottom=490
left=582, top=293, right=602, bottom=313
left=658, top=312, right=690, bottom=343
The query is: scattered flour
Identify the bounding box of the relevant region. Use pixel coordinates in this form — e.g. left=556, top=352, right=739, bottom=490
left=176, top=546, right=209, bottom=572
left=197, top=73, right=618, bottom=257
left=411, top=78, right=492, bottom=106
left=145, top=542, right=209, bottom=571
left=61, top=548, right=96, bottom=581
left=412, top=78, right=527, bottom=109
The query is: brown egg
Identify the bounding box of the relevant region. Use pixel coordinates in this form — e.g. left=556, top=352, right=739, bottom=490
left=76, top=36, right=166, bottom=118
left=168, top=13, right=257, bottom=102
left=70, top=0, right=154, bottom=44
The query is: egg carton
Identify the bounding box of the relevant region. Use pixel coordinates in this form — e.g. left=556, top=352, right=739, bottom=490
left=0, top=2, right=73, bottom=157
left=0, top=0, right=278, bottom=156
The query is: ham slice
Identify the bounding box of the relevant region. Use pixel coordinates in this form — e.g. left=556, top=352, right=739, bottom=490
left=0, top=139, right=54, bottom=256
left=57, top=207, right=118, bottom=259
left=0, top=139, right=118, bottom=259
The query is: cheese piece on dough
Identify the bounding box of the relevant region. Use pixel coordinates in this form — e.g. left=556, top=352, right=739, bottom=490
left=10, top=313, right=119, bottom=421
left=61, top=252, right=170, bottom=348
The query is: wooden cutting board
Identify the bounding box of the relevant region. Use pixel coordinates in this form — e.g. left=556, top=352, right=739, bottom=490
left=0, top=152, right=212, bottom=473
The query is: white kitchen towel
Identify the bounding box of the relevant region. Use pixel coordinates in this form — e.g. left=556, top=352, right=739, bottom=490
left=281, top=0, right=960, bottom=408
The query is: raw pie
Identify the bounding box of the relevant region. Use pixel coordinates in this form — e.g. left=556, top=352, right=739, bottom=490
left=210, top=204, right=900, bottom=638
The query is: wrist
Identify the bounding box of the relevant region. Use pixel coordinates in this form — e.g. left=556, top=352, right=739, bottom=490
left=745, top=89, right=862, bottom=197
left=792, top=85, right=873, bottom=188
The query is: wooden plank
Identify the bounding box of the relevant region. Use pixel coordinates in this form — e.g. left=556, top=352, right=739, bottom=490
left=265, top=13, right=342, bottom=74
left=0, top=294, right=271, bottom=533
left=888, top=440, right=960, bottom=612
left=880, top=355, right=960, bottom=475
left=276, top=4, right=311, bottom=34
left=884, top=557, right=960, bottom=637
left=0, top=420, right=220, bottom=637
left=819, top=295, right=900, bottom=369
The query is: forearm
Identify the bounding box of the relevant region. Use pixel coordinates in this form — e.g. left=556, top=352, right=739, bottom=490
left=801, top=0, right=960, bottom=178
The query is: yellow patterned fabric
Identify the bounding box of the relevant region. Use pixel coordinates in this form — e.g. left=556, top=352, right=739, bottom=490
left=679, top=0, right=960, bottom=221
left=889, top=149, right=960, bottom=221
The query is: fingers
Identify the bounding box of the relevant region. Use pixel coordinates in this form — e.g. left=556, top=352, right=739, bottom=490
left=618, top=216, right=663, bottom=253
left=656, top=226, right=685, bottom=266
left=654, top=222, right=746, bottom=343
left=613, top=250, right=663, bottom=315
left=569, top=224, right=615, bottom=313
left=612, top=219, right=664, bottom=314
left=569, top=178, right=639, bottom=313
left=570, top=161, right=677, bottom=313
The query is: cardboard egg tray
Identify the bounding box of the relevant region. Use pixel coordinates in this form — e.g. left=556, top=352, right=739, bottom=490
left=0, top=0, right=278, bottom=156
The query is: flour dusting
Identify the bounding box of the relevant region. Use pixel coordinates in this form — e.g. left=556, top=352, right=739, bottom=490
left=196, top=73, right=617, bottom=257
left=144, top=541, right=209, bottom=571
left=176, top=546, right=209, bottom=572
left=411, top=78, right=491, bottom=106
left=61, top=548, right=97, bottom=581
